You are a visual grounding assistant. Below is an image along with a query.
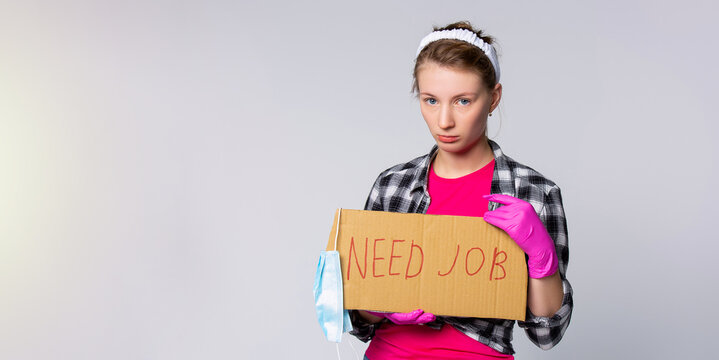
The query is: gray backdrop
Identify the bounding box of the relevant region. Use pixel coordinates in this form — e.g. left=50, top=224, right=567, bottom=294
left=1, top=0, right=717, bottom=359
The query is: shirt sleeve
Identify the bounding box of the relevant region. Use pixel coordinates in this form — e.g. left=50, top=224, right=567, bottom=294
left=517, top=186, right=574, bottom=350
left=348, top=173, right=385, bottom=342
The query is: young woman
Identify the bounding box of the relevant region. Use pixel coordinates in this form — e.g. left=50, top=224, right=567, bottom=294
left=349, top=22, right=574, bottom=359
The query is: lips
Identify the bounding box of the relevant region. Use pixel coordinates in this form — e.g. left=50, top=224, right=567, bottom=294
left=438, top=135, right=459, bottom=143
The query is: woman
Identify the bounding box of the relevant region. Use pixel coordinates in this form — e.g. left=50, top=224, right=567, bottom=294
left=350, top=21, right=574, bottom=359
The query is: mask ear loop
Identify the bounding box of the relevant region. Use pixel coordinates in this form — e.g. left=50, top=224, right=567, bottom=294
left=348, top=338, right=360, bottom=360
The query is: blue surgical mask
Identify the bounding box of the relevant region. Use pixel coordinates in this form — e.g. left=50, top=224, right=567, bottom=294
left=314, top=210, right=352, bottom=343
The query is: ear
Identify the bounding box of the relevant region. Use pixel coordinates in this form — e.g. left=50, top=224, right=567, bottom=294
left=489, top=83, right=502, bottom=113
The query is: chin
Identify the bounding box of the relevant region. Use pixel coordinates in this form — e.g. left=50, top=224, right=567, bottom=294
left=436, top=141, right=471, bottom=154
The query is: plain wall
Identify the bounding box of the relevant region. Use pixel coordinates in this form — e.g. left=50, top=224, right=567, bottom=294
left=1, top=0, right=717, bottom=358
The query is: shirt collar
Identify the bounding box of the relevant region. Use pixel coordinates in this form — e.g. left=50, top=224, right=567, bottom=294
left=487, top=139, right=507, bottom=169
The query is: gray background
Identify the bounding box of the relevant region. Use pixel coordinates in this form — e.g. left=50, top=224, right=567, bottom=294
left=1, top=0, right=717, bottom=359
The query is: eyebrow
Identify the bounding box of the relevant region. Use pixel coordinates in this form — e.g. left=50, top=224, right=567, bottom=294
left=419, top=92, right=478, bottom=97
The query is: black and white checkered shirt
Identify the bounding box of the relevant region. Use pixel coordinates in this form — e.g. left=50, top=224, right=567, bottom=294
left=349, top=139, right=573, bottom=355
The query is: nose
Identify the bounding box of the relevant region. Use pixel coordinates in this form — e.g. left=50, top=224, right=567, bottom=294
left=438, top=104, right=454, bottom=129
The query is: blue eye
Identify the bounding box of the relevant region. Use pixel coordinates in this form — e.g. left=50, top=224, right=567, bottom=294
left=424, top=98, right=437, bottom=105
left=458, top=99, right=470, bottom=106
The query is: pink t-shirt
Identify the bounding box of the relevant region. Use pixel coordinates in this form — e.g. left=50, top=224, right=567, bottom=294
left=365, top=158, right=514, bottom=360
left=425, top=158, right=494, bottom=217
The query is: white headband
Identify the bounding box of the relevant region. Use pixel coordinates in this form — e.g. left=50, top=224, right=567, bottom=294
left=416, top=28, right=501, bottom=82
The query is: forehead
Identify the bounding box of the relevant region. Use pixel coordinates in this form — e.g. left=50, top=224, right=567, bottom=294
left=416, top=62, right=485, bottom=95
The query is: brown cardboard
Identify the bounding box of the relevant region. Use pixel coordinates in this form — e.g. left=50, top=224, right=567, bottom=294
left=326, top=209, right=528, bottom=321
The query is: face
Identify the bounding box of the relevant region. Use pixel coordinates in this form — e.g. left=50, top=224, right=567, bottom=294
left=416, top=62, right=500, bottom=155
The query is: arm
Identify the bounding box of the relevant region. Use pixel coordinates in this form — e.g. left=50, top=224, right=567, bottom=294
left=483, top=187, right=573, bottom=349
left=518, top=187, right=574, bottom=350
left=527, top=270, right=563, bottom=317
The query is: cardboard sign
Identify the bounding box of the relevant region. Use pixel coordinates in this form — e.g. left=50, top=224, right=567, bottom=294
left=325, top=209, right=528, bottom=321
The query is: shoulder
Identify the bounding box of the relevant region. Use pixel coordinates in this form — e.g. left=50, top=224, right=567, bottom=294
left=366, top=148, right=434, bottom=212
left=490, top=139, right=559, bottom=194
left=374, top=151, right=430, bottom=185
left=502, top=152, right=560, bottom=194
left=490, top=140, right=562, bottom=212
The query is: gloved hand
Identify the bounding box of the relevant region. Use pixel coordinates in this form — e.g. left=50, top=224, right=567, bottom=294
left=482, top=194, right=558, bottom=279
left=366, top=309, right=436, bottom=325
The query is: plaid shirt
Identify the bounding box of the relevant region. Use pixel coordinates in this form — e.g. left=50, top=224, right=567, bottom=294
left=349, top=139, right=573, bottom=355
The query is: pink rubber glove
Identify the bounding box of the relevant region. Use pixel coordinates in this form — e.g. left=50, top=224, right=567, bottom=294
left=365, top=309, right=436, bottom=325
left=482, top=194, right=558, bottom=278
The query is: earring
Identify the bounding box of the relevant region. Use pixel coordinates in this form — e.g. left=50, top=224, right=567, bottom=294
left=489, top=112, right=493, bottom=117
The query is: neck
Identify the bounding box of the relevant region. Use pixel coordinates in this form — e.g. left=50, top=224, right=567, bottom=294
left=432, top=137, right=494, bottom=179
